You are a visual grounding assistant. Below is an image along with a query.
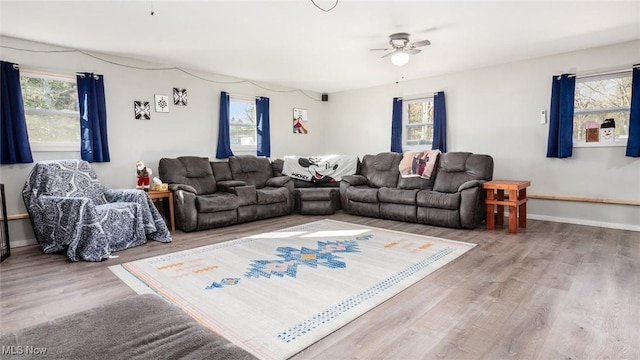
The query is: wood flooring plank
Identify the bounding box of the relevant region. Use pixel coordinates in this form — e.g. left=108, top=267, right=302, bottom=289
left=1, top=213, right=639, bottom=360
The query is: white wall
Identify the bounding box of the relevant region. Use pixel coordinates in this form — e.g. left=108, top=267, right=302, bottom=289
left=2, top=37, right=638, bottom=248
left=325, top=40, right=640, bottom=230
left=0, top=36, right=327, bottom=246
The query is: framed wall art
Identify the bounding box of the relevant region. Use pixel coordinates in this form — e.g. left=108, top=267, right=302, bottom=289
left=155, top=94, right=170, bottom=113
left=134, top=101, right=151, bottom=120
left=173, top=88, right=187, bottom=106
left=293, top=108, right=308, bottom=134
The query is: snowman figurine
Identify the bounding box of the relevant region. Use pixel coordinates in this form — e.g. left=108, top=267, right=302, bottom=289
left=599, top=118, right=615, bottom=142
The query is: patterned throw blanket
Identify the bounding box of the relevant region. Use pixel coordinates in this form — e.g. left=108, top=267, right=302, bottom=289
left=282, top=155, right=358, bottom=183
left=399, top=150, right=441, bottom=179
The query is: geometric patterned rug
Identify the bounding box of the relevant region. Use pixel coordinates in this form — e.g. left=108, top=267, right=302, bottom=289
left=109, top=219, right=476, bottom=360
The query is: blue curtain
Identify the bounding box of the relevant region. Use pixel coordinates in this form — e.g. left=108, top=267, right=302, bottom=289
left=546, top=74, right=575, bottom=158
left=77, top=73, right=110, bottom=162
left=256, top=96, right=271, bottom=157
left=390, top=97, right=402, bottom=153
left=626, top=66, right=640, bottom=157
left=433, top=91, right=447, bottom=152
left=1, top=61, right=33, bottom=164
left=216, top=91, right=234, bottom=159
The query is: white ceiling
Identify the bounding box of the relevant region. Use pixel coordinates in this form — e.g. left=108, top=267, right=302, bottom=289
left=1, top=1, right=639, bottom=93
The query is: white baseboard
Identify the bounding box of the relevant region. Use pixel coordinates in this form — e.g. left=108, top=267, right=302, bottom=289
left=527, top=213, right=640, bottom=232
left=10, top=239, right=38, bottom=248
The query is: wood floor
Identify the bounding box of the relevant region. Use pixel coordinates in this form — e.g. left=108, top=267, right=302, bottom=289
left=1, top=213, right=638, bottom=360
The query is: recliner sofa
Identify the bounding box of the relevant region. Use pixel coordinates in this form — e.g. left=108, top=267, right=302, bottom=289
left=340, top=152, right=493, bottom=229
left=158, top=156, right=293, bottom=232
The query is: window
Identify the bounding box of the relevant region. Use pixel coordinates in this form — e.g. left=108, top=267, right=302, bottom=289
left=229, top=97, right=256, bottom=153
left=20, top=71, right=80, bottom=151
left=573, top=72, right=632, bottom=147
left=402, top=97, right=434, bottom=149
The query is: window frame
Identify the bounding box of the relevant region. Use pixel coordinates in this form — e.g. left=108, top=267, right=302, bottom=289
left=402, top=96, right=435, bottom=151
left=20, top=69, right=80, bottom=152
left=229, top=96, right=257, bottom=154
left=572, top=71, right=631, bottom=149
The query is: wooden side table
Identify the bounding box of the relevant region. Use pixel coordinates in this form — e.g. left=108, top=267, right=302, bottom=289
left=482, top=180, right=531, bottom=233
left=147, top=190, right=175, bottom=232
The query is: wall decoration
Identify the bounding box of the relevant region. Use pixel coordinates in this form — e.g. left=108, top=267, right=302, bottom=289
left=584, top=120, right=599, bottom=142
left=599, top=118, right=615, bottom=142
left=155, top=94, right=170, bottom=113
left=134, top=101, right=151, bottom=120
left=293, top=108, right=308, bottom=134
left=173, top=88, right=187, bottom=106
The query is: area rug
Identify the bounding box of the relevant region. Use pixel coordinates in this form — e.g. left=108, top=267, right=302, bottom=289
left=109, top=219, right=476, bottom=360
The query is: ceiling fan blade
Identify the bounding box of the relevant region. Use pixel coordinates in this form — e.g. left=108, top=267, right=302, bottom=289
left=406, top=49, right=421, bottom=55
left=381, top=51, right=396, bottom=58
left=411, top=39, right=431, bottom=47
left=369, top=48, right=390, bottom=51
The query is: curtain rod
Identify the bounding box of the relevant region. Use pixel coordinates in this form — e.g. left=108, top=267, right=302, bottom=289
left=398, top=92, right=440, bottom=101
left=557, top=64, right=638, bottom=79
left=76, top=73, right=101, bottom=80
left=228, top=92, right=264, bottom=100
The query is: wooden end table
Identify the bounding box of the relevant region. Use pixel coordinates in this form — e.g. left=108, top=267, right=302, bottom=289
left=482, top=180, right=531, bottom=233
left=146, top=190, right=175, bottom=232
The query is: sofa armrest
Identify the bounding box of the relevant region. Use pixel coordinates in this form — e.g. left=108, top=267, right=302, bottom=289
left=458, top=180, right=484, bottom=192
left=265, top=176, right=291, bottom=187
left=172, top=189, right=198, bottom=232
left=169, top=184, right=197, bottom=194
left=342, top=174, right=368, bottom=186
left=217, top=180, right=247, bottom=193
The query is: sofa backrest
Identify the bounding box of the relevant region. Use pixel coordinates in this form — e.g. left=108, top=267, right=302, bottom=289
left=271, top=158, right=285, bottom=178
left=210, top=161, right=233, bottom=181
left=360, top=152, right=402, bottom=188
left=159, top=157, right=217, bottom=194
left=433, top=152, right=494, bottom=193
left=228, top=155, right=272, bottom=189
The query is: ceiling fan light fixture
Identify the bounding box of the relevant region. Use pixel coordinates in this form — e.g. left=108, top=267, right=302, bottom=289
left=391, top=51, right=410, bottom=67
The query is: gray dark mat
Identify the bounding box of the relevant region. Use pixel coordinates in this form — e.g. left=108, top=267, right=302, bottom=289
left=0, top=294, right=257, bottom=360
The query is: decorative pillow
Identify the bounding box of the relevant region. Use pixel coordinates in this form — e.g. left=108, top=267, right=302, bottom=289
left=399, top=150, right=440, bottom=179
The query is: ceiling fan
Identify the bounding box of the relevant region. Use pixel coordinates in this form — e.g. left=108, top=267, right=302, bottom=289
left=370, top=32, right=431, bottom=67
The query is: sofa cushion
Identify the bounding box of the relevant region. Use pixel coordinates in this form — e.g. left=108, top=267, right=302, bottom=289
left=360, top=152, right=402, bottom=188
left=196, top=193, right=239, bottom=213
left=211, top=161, right=233, bottom=181
left=229, top=156, right=272, bottom=189
left=397, top=176, right=434, bottom=190
left=346, top=186, right=379, bottom=203
left=232, top=185, right=256, bottom=206
left=378, top=188, right=418, bottom=205
left=256, top=187, right=289, bottom=205
left=159, top=157, right=217, bottom=195
left=416, top=191, right=461, bottom=210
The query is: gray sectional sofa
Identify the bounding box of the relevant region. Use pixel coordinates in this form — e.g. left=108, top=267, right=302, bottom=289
left=158, top=152, right=493, bottom=232
left=340, top=151, right=494, bottom=229
left=158, top=155, right=293, bottom=232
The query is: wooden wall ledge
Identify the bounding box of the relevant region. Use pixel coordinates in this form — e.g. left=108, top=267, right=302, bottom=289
left=529, top=194, right=640, bottom=206
left=1, top=213, right=29, bottom=221
left=1, top=195, right=638, bottom=220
